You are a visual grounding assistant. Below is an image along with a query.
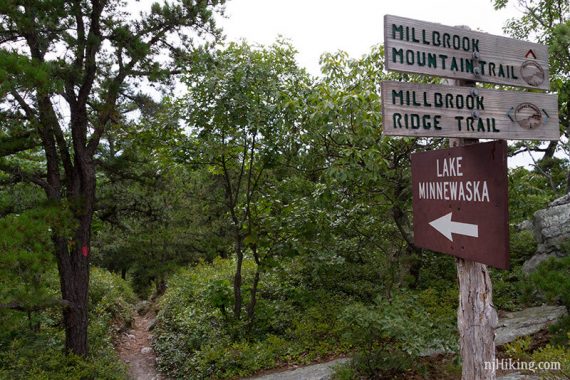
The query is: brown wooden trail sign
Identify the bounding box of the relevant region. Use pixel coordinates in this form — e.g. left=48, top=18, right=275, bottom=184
left=411, top=140, right=509, bottom=269
left=380, top=14, right=556, bottom=379
left=381, top=81, right=559, bottom=140
left=384, top=15, right=550, bottom=90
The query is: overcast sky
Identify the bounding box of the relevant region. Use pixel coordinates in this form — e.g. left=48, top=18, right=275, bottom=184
left=217, top=0, right=522, bottom=75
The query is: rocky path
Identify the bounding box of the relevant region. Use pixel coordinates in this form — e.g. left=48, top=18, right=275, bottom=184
left=117, top=310, right=163, bottom=380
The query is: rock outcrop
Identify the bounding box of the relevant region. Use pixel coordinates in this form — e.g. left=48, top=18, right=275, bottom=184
left=495, top=305, right=567, bottom=345
left=523, top=194, right=570, bottom=273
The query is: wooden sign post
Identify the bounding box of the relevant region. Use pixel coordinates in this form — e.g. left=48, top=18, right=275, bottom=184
left=449, top=76, right=497, bottom=380
left=381, top=16, right=559, bottom=380
left=446, top=76, right=498, bottom=380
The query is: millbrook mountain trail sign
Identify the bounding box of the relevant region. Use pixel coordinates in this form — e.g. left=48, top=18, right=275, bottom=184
left=384, top=15, right=550, bottom=90
left=411, top=141, right=509, bottom=269
left=382, top=81, right=559, bottom=140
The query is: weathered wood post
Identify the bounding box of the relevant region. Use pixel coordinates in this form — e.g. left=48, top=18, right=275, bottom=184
left=456, top=257, right=497, bottom=379
left=448, top=59, right=498, bottom=380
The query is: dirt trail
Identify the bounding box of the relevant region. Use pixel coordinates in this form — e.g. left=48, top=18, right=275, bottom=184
left=117, top=310, right=164, bottom=380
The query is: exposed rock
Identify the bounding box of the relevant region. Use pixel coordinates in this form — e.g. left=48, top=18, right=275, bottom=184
left=522, top=252, right=559, bottom=273
left=147, top=318, right=157, bottom=331
left=245, top=358, right=349, bottom=380
left=495, top=305, right=567, bottom=346
left=532, top=194, right=570, bottom=253
left=523, top=194, right=570, bottom=273
left=141, top=346, right=153, bottom=355
left=136, top=300, right=151, bottom=315
left=516, top=219, right=533, bottom=232
left=549, top=193, right=570, bottom=207
left=496, top=373, right=539, bottom=380
left=246, top=357, right=544, bottom=380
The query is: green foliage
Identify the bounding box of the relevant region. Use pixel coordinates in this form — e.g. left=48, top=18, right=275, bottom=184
left=547, top=315, right=570, bottom=347
left=504, top=335, right=533, bottom=361
left=0, top=203, right=75, bottom=311
left=492, top=266, right=537, bottom=311
left=0, top=267, right=135, bottom=379
left=155, top=258, right=351, bottom=379
left=503, top=336, right=570, bottom=380
left=531, top=344, right=570, bottom=380
left=417, top=286, right=458, bottom=324
left=529, top=254, right=570, bottom=346
left=508, top=167, right=557, bottom=224
left=530, top=255, right=570, bottom=307
left=155, top=257, right=459, bottom=379
left=510, top=229, right=538, bottom=265
left=336, top=292, right=456, bottom=378
left=89, top=267, right=136, bottom=331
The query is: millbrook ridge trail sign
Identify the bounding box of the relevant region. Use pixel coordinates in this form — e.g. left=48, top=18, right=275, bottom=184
left=382, top=81, right=559, bottom=140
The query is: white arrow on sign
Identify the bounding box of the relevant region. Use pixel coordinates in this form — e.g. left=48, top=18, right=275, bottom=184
left=429, top=212, right=479, bottom=242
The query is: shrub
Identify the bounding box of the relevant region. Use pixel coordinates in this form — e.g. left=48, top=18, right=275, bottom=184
left=0, top=267, right=135, bottom=379
left=154, top=258, right=354, bottom=379
left=336, top=292, right=457, bottom=379
left=530, top=343, right=570, bottom=380
left=510, top=229, right=538, bottom=266
left=89, top=267, right=137, bottom=333
left=154, top=256, right=462, bottom=379
left=530, top=255, right=570, bottom=308
left=529, top=254, right=570, bottom=346
left=503, top=336, right=570, bottom=380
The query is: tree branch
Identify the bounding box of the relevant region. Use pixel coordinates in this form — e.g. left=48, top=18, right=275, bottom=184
left=0, top=299, right=74, bottom=312
left=0, top=132, right=40, bottom=157
left=0, top=159, right=50, bottom=190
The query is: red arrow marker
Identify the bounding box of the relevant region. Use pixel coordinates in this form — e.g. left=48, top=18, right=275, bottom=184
left=525, top=49, right=537, bottom=59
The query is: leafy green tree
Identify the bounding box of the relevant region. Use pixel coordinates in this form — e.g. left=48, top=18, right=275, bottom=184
left=303, top=46, right=445, bottom=291
left=494, top=0, right=570, bottom=192
left=0, top=0, right=224, bottom=356
left=173, top=40, right=311, bottom=323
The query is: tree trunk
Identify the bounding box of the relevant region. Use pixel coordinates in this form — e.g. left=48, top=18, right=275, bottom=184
left=456, top=258, right=497, bottom=380
left=54, top=233, right=90, bottom=356
left=246, top=261, right=261, bottom=331
left=233, top=237, right=243, bottom=320
left=50, top=157, right=95, bottom=357
left=247, top=244, right=261, bottom=332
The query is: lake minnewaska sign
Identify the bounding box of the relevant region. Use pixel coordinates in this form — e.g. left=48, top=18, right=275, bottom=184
left=381, top=81, right=559, bottom=140
left=412, top=141, right=509, bottom=269
left=384, top=15, right=550, bottom=90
